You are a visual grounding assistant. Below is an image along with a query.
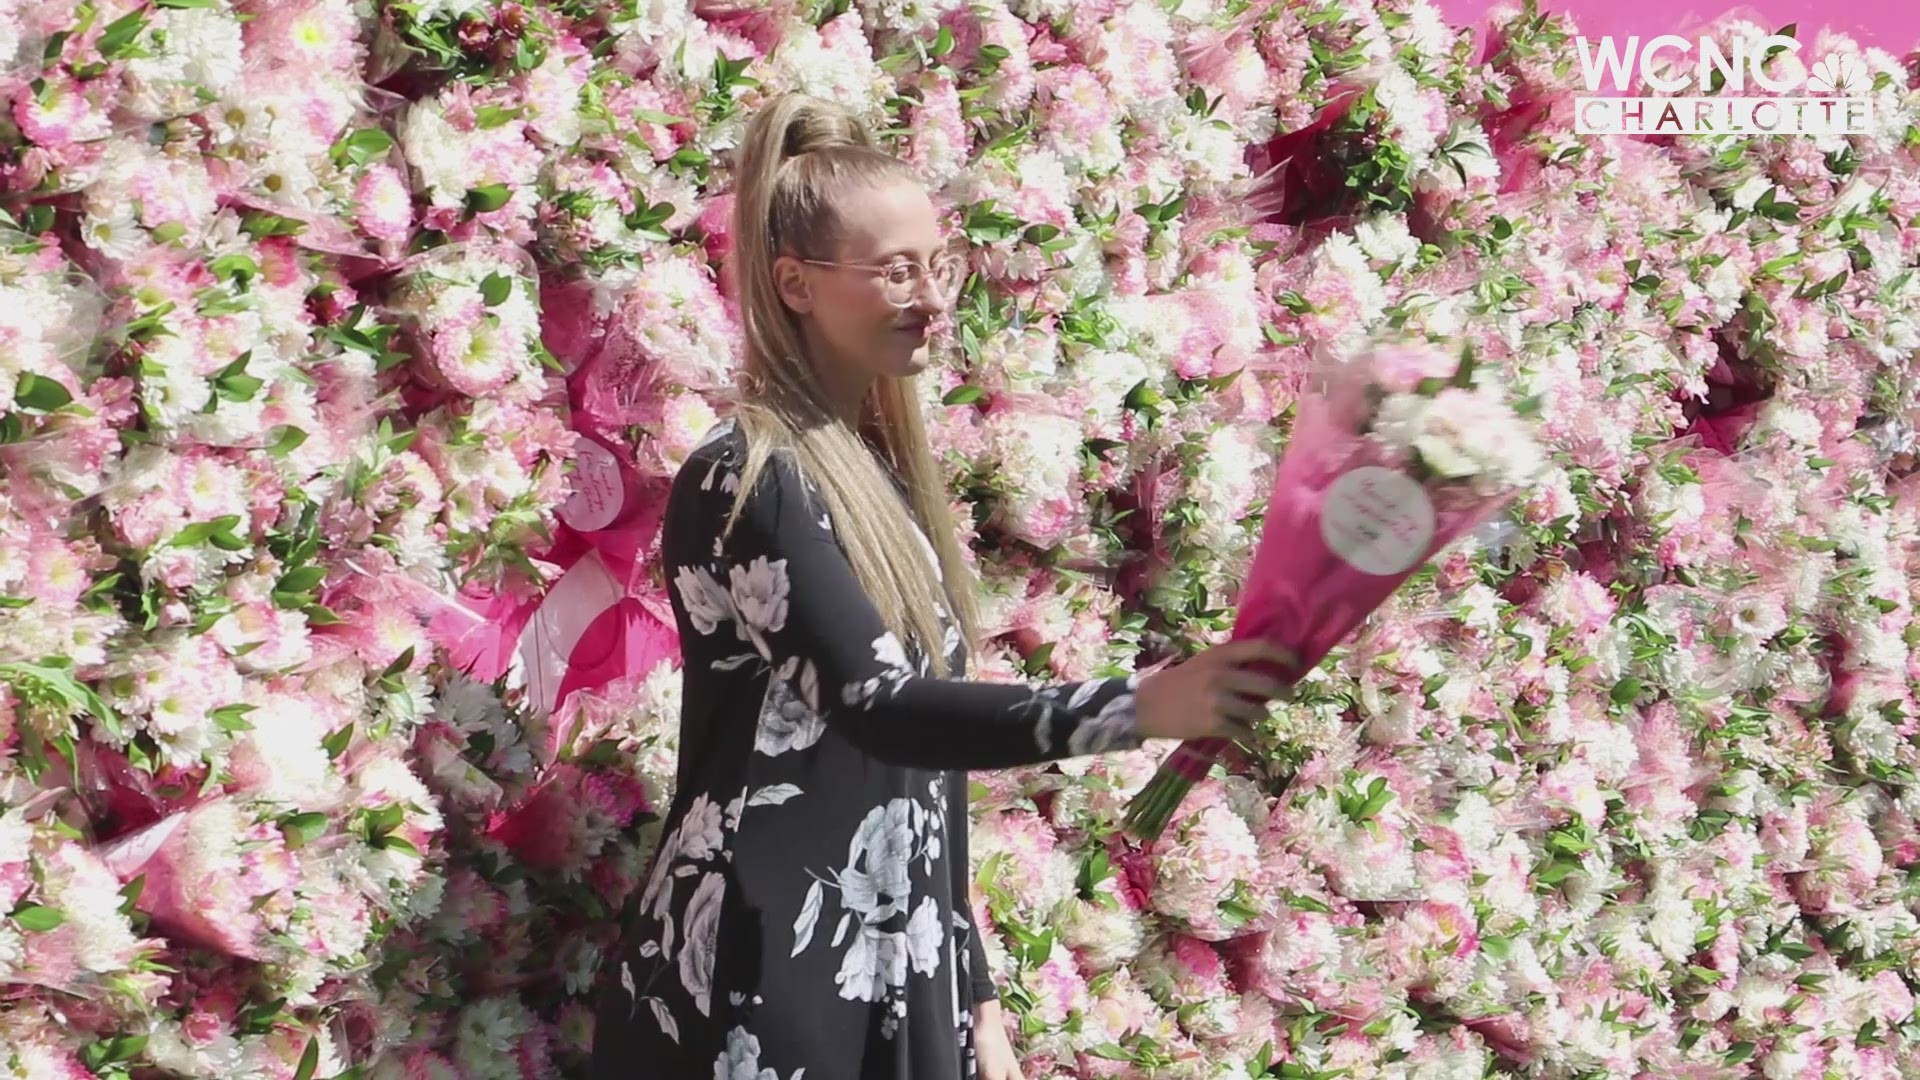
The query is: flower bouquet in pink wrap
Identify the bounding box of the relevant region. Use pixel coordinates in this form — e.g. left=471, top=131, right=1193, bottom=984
left=93, top=797, right=300, bottom=961
left=1123, top=341, right=1547, bottom=840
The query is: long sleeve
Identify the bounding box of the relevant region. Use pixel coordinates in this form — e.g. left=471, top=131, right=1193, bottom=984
left=958, top=805, right=998, bottom=1005
left=668, top=431, right=1145, bottom=772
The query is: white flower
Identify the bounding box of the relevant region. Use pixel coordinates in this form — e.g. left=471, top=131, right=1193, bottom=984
left=675, top=565, right=734, bottom=635
left=755, top=672, right=825, bottom=757
left=841, top=800, right=914, bottom=921
left=729, top=556, right=791, bottom=638
left=1056, top=895, right=1147, bottom=969
left=677, top=794, right=726, bottom=863
left=126, top=7, right=244, bottom=99
left=1371, top=387, right=1544, bottom=493
left=0, top=922, right=22, bottom=980
left=835, top=924, right=908, bottom=1003
left=714, top=1026, right=778, bottom=1080
left=1353, top=214, right=1423, bottom=267
left=679, top=873, right=725, bottom=1016
left=904, top=896, right=944, bottom=977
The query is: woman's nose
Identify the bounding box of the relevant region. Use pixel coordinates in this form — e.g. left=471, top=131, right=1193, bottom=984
left=909, top=277, right=948, bottom=314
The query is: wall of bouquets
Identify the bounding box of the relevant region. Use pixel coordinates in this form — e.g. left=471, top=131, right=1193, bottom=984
left=2, top=0, right=1919, bottom=1076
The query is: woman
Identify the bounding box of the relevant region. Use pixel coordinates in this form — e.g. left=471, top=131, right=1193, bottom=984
left=587, top=92, right=1292, bottom=1080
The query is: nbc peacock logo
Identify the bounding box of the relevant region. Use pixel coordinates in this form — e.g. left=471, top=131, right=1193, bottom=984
left=1806, top=55, right=1869, bottom=97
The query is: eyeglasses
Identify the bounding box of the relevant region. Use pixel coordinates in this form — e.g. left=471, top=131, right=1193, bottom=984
left=801, top=253, right=966, bottom=308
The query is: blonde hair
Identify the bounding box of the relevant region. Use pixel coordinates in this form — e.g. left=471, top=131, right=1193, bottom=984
left=720, top=92, right=980, bottom=677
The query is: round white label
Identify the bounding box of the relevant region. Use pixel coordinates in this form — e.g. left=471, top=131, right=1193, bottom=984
left=559, top=438, right=625, bottom=533
left=1319, top=466, right=1435, bottom=576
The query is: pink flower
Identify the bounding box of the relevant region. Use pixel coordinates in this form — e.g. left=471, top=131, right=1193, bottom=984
left=903, top=77, right=969, bottom=187
left=353, top=165, right=413, bottom=241
left=1165, top=933, right=1225, bottom=982
left=1150, top=803, right=1261, bottom=939
left=12, top=74, right=113, bottom=147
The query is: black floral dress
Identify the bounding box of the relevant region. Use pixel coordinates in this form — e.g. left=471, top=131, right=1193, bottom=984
left=588, top=419, right=1146, bottom=1080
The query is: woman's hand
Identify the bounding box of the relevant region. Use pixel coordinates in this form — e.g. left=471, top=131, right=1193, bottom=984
left=1135, top=639, right=1297, bottom=742
left=973, top=999, right=1024, bottom=1080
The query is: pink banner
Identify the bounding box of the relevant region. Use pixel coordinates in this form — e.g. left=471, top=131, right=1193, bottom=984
left=1435, top=0, right=1920, bottom=52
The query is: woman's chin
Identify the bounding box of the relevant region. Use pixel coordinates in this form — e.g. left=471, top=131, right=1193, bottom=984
left=887, top=342, right=932, bottom=377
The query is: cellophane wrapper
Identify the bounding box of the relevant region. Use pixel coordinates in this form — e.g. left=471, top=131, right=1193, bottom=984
left=1124, top=343, right=1546, bottom=839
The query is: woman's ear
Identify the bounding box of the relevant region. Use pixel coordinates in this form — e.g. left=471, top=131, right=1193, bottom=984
left=772, top=255, right=814, bottom=314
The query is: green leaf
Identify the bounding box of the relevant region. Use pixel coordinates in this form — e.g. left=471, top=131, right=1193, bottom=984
left=1610, top=677, right=1643, bottom=705
left=1022, top=641, right=1056, bottom=676
left=170, top=515, right=243, bottom=549
left=367, top=803, right=406, bottom=840
left=513, top=35, right=542, bottom=71
left=323, top=725, right=353, bottom=760
left=96, top=1033, right=149, bottom=1064
left=119, top=875, right=145, bottom=916
left=473, top=105, right=519, bottom=130
left=1536, top=859, right=1581, bottom=886
left=1023, top=223, right=1061, bottom=245
left=931, top=26, right=955, bottom=56
left=213, top=352, right=264, bottom=402
left=1217, top=896, right=1261, bottom=927
left=330, top=128, right=394, bottom=168
left=1125, top=381, right=1164, bottom=410
left=210, top=704, right=256, bottom=733
left=380, top=646, right=416, bottom=681
left=210, top=254, right=259, bottom=285
left=1725, top=1042, right=1755, bottom=1064
left=282, top=812, right=328, bottom=848
left=294, top=1037, right=320, bottom=1080
left=11, top=903, right=66, bottom=932
left=1281, top=889, right=1332, bottom=914
left=0, top=660, right=123, bottom=739
left=376, top=834, right=421, bottom=856
left=942, top=385, right=985, bottom=406
left=240, top=211, right=306, bottom=239
left=14, top=372, right=73, bottom=412
left=479, top=272, right=513, bottom=306
left=267, top=426, right=309, bottom=458
left=96, top=10, right=148, bottom=59
left=962, top=200, right=1020, bottom=244
left=465, top=184, right=511, bottom=214
left=277, top=566, right=327, bottom=595
left=1450, top=343, right=1478, bottom=388
left=156, top=0, right=217, bottom=7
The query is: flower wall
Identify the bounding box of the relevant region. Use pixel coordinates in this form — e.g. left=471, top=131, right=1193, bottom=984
left=2, top=0, right=1919, bottom=1077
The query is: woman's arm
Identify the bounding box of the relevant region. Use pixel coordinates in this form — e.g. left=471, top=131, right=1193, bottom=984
left=965, top=880, right=997, bottom=1004
left=675, top=441, right=1144, bottom=771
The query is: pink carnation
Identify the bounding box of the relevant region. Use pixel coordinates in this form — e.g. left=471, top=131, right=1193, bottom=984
left=353, top=164, right=413, bottom=241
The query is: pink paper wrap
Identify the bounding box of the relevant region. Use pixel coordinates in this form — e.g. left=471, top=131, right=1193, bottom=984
left=1126, top=344, right=1536, bottom=837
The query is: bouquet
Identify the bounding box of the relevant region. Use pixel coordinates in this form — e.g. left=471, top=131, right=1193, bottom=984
left=1123, top=342, right=1546, bottom=840
left=94, top=797, right=299, bottom=962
